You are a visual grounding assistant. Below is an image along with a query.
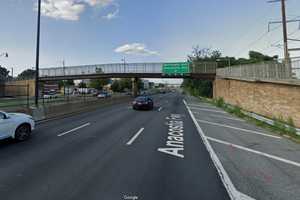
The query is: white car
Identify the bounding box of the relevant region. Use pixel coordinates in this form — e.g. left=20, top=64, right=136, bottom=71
left=97, top=92, right=111, bottom=99
left=0, top=111, right=35, bottom=141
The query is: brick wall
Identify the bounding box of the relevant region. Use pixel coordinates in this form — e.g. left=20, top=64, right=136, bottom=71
left=213, top=78, right=300, bottom=128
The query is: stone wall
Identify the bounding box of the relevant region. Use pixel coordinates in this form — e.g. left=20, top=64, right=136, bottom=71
left=213, top=78, right=300, bottom=128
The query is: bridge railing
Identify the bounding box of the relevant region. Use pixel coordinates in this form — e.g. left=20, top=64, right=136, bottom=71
left=39, top=62, right=218, bottom=78
left=216, top=62, right=295, bottom=80
left=190, top=62, right=217, bottom=74
left=39, top=63, right=164, bottom=77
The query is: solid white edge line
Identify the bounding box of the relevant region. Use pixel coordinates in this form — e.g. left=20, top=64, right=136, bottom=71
left=126, top=128, right=145, bottom=146
left=187, top=103, right=218, bottom=109
left=183, top=100, right=255, bottom=200
left=57, top=123, right=91, bottom=137
left=207, top=136, right=300, bottom=168
left=209, top=113, right=244, bottom=122
left=196, top=119, right=281, bottom=139
left=189, top=107, right=227, bottom=114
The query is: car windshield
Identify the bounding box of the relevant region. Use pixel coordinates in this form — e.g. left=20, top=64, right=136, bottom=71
left=135, top=97, right=147, bottom=101
left=1, top=1, right=300, bottom=200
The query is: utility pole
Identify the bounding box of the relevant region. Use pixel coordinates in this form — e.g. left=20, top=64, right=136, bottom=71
left=267, top=0, right=292, bottom=77
left=63, top=59, right=66, bottom=97
left=35, top=0, right=41, bottom=107
left=121, top=58, right=126, bottom=73
left=280, top=0, right=290, bottom=66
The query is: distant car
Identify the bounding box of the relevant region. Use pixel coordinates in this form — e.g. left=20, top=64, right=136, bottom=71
left=0, top=111, right=35, bottom=141
left=43, top=91, right=59, bottom=99
left=132, top=96, right=154, bottom=110
left=97, top=92, right=111, bottom=99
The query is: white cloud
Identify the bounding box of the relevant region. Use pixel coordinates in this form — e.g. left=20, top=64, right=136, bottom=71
left=40, top=0, right=85, bottom=21
left=84, top=0, right=114, bottom=7
left=115, top=43, right=159, bottom=56
left=102, top=4, right=119, bottom=20
left=38, top=0, right=117, bottom=21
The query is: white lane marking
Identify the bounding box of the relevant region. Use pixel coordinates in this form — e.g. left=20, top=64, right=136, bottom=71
left=158, top=107, right=163, bottom=112
left=187, top=103, right=217, bottom=109
left=158, top=114, right=184, bottom=158
left=189, top=107, right=227, bottom=114
left=207, top=136, right=300, bottom=168
left=126, top=128, right=145, bottom=146
left=183, top=100, right=255, bottom=200
left=209, top=114, right=244, bottom=122
left=197, top=119, right=281, bottom=139
left=57, top=123, right=91, bottom=137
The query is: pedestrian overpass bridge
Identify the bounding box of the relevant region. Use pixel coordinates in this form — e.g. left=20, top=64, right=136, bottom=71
left=39, top=62, right=217, bottom=81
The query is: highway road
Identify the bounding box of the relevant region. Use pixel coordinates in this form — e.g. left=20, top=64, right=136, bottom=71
left=0, top=93, right=230, bottom=200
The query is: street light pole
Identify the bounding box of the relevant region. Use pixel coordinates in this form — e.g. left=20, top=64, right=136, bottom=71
left=35, top=0, right=41, bottom=107
left=121, top=58, right=126, bottom=73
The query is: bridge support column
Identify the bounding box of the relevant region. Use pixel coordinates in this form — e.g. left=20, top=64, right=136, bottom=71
left=132, top=77, right=138, bottom=97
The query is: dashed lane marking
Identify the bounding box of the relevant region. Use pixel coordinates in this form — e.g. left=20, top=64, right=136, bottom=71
left=57, top=123, right=91, bottom=137
left=126, top=128, right=145, bottom=146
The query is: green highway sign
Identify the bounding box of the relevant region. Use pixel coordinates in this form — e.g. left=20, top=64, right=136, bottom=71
left=162, top=62, right=190, bottom=75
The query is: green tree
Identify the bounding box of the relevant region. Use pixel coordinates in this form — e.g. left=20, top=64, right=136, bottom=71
left=119, top=78, right=132, bottom=90
left=0, top=66, right=10, bottom=80
left=17, top=69, right=35, bottom=80
left=78, top=82, right=87, bottom=88
left=89, top=78, right=110, bottom=90
left=111, top=80, right=121, bottom=92
left=66, top=80, right=74, bottom=86
left=249, top=51, right=278, bottom=62
left=183, top=47, right=219, bottom=97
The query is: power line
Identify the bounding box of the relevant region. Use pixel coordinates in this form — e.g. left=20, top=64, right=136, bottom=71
left=233, top=16, right=287, bottom=57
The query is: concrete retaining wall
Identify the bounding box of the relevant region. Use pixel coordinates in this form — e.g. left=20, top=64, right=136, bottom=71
left=213, top=78, right=300, bottom=128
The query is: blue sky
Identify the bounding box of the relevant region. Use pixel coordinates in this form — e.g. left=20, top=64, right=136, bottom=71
left=1, top=0, right=300, bottom=76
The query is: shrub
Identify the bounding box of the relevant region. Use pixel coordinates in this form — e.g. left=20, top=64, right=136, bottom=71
left=215, top=97, right=224, bottom=108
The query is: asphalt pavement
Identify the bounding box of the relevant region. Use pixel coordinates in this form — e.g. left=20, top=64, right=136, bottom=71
left=0, top=93, right=230, bottom=200
left=185, top=95, right=300, bottom=200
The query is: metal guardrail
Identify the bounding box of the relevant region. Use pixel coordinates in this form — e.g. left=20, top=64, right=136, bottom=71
left=216, top=62, right=293, bottom=80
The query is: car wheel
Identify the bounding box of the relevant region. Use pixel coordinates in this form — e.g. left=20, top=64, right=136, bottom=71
left=15, top=124, right=31, bottom=141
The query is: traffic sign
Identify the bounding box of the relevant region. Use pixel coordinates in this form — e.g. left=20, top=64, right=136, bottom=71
left=162, top=62, right=190, bottom=75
